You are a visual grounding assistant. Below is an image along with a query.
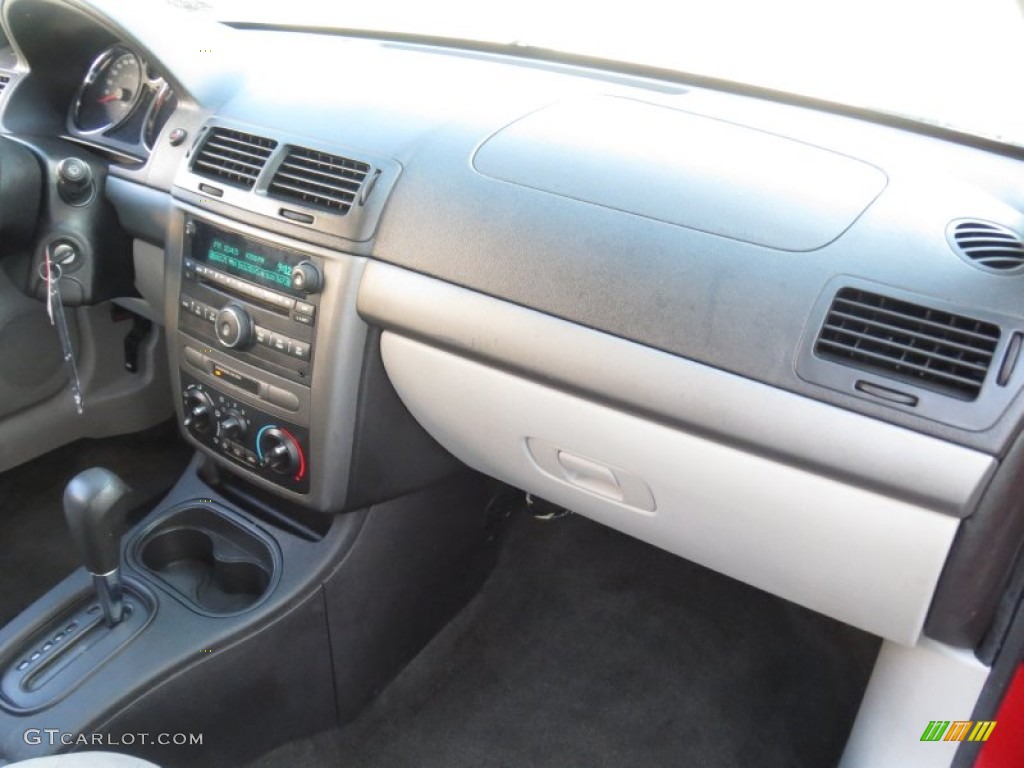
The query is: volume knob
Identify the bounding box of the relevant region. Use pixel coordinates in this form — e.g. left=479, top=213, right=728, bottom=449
left=290, top=261, right=322, bottom=295
left=215, top=304, right=253, bottom=349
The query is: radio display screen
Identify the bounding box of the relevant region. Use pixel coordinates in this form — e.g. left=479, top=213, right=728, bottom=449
left=189, top=219, right=307, bottom=298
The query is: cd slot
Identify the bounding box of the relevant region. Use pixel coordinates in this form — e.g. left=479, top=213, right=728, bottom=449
left=185, top=259, right=297, bottom=316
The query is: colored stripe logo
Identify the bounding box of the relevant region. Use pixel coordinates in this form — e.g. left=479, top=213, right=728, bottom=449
left=921, top=720, right=996, bottom=742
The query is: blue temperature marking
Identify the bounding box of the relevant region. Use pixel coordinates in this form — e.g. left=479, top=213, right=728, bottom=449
left=255, top=425, right=275, bottom=460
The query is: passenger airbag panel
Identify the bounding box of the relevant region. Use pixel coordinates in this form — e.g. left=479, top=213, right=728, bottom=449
left=473, top=97, right=887, bottom=251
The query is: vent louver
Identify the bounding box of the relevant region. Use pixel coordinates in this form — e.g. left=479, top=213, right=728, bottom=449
left=0, top=74, right=10, bottom=96
left=950, top=220, right=1024, bottom=273
left=268, top=146, right=370, bottom=215
left=192, top=128, right=277, bottom=190
left=815, top=287, right=1001, bottom=400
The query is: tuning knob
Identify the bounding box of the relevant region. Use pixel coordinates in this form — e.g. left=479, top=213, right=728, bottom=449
left=215, top=304, right=253, bottom=349
left=218, top=409, right=247, bottom=440
left=258, top=427, right=302, bottom=476
left=182, top=388, right=215, bottom=434
left=290, top=261, right=322, bottom=295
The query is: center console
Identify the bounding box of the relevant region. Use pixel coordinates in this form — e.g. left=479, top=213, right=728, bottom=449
left=177, top=216, right=318, bottom=493
left=0, top=188, right=500, bottom=764
left=169, top=207, right=369, bottom=509
left=0, top=113, right=502, bottom=766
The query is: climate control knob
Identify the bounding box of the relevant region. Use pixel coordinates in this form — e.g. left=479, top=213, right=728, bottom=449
left=290, top=261, right=322, bottom=295
left=217, top=409, right=247, bottom=440
left=182, top=388, right=215, bottom=434
left=215, top=304, right=253, bottom=349
left=258, top=427, right=303, bottom=477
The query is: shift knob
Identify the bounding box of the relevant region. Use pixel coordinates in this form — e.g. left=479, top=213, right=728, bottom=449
left=63, top=467, right=132, bottom=576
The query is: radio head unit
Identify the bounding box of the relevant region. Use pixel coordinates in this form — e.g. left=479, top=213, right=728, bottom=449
left=189, top=219, right=313, bottom=300
left=179, top=216, right=321, bottom=385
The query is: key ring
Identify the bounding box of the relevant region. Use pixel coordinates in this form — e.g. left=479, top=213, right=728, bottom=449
left=37, top=259, right=62, bottom=283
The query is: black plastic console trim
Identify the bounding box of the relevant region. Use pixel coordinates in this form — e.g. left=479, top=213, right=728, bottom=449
left=926, top=426, right=1024, bottom=647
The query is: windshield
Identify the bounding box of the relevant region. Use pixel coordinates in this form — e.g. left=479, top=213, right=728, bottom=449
left=175, top=0, right=1024, bottom=149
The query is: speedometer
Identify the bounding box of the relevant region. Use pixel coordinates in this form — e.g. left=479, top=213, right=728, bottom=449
left=72, top=46, right=143, bottom=133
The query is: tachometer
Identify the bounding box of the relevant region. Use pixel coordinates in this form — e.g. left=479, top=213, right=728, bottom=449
left=72, top=46, right=143, bottom=133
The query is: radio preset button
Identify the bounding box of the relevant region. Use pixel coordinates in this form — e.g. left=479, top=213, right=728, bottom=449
left=204, top=307, right=218, bottom=323
left=270, top=334, right=289, bottom=353
left=190, top=302, right=205, bottom=318
left=295, top=301, right=316, bottom=317
left=294, top=313, right=314, bottom=326
left=180, top=296, right=192, bottom=312
left=289, top=340, right=311, bottom=360
left=254, top=326, right=270, bottom=346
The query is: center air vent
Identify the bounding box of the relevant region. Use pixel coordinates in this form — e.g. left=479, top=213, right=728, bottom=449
left=949, top=219, right=1024, bottom=273
left=814, top=287, right=1000, bottom=400
left=192, top=128, right=277, bottom=190
left=267, top=146, right=370, bottom=215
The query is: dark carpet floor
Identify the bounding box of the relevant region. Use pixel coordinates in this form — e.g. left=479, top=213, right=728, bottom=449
left=251, top=507, right=880, bottom=768
left=0, top=420, right=194, bottom=626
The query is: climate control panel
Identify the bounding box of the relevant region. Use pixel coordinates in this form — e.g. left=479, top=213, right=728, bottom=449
left=180, top=371, right=310, bottom=493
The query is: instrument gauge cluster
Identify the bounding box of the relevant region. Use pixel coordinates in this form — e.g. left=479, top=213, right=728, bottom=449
left=66, top=44, right=178, bottom=161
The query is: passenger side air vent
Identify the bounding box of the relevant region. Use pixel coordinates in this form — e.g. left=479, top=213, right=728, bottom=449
left=949, top=219, right=1024, bottom=273
left=814, top=287, right=1000, bottom=400
left=192, top=128, right=277, bottom=190
left=267, top=146, right=370, bottom=215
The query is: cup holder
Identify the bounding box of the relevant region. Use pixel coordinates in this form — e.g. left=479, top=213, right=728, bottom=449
left=134, top=505, right=277, bottom=615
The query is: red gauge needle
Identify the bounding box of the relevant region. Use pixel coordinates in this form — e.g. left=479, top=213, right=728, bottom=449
left=97, top=92, right=121, bottom=104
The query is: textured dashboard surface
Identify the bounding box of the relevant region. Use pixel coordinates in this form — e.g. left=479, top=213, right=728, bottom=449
left=5, top=1, right=1024, bottom=456
left=473, top=96, right=888, bottom=251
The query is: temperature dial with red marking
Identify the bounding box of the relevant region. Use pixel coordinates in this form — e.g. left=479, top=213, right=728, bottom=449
left=256, top=426, right=306, bottom=479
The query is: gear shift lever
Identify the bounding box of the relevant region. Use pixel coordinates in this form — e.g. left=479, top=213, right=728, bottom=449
left=63, top=468, right=133, bottom=626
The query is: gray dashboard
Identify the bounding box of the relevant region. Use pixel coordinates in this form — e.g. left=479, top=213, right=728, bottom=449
left=204, top=28, right=1024, bottom=454
left=2, top=0, right=1024, bottom=648
left=3, top=0, right=1024, bottom=456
